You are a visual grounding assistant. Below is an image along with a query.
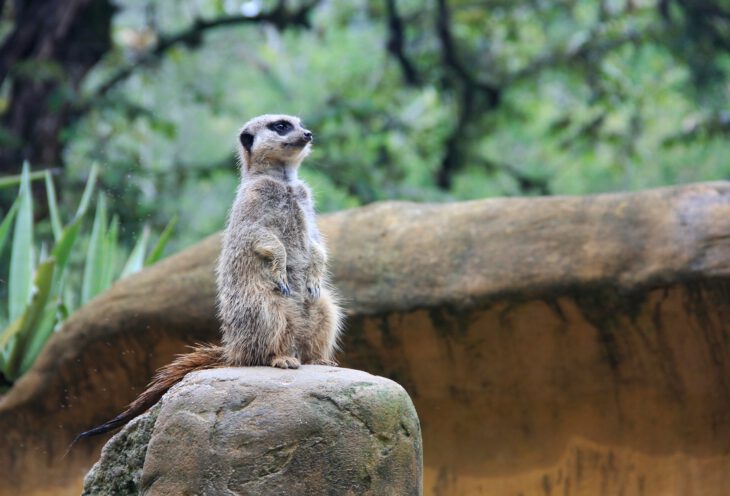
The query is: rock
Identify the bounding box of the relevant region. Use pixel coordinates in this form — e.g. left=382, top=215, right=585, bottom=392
left=82, top=404, right=161, bottom=496
left=1, top=182, right=730, bottom=495
left=82, top=367, right=423, bottom=496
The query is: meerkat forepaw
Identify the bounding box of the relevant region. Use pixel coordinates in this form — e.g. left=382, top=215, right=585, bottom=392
left=277, top=279, right=291, bottom=296
left=305, top=273, right=322, bottom=298
left=271, top=355, right=300, bottom=369
left=306, top=281, right=321, bottom=299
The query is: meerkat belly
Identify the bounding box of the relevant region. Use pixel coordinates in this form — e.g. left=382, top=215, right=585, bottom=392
left=283, top=219, right=311, bottom=290
left=269, top=195, right=312, bottom=293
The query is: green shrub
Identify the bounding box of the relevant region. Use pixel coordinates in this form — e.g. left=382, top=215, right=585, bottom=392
left=0, top=163, right=175, bottom=389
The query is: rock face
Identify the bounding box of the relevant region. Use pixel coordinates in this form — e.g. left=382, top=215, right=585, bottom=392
left=1, top=182, right=729, bottom=495
left=81, top=404, right=161, bottom=496
left=82, top=367, right=422, bottom=496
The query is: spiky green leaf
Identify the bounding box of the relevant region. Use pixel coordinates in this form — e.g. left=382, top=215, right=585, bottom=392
left=145, top=215, right=177, bottom=266
left=19, top=304, right=57, bottom=374
left=0, top=169, right=52, bottom=189
left=0, top=199, right=19, bottom=259
left=3, top=259, right=55, bottom=381
left=9, top=162, right=34, bottom=322
left=102, top=215, right=119, bottom=290
left=45, top=170, right=63, bottom=241
left=121, top=225, right=150, bottom=278
left=81, top=193, right=107, bottom=305
left=51, top=220, right=81, bottom=274
left=0, top=317, right=22, bottom=352
left=75, top=163, right=99, bottom=220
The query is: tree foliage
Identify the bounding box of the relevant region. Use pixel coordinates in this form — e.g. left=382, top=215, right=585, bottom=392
left=1, top=0, right=729, bottom=250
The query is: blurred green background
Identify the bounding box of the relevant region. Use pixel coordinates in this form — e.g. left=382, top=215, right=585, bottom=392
left=2, top=0, right=729, bottom=252
left=1, top=0, right=730, bottom=384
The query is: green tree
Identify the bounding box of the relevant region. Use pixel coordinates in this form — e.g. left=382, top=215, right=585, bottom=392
left=2, top=0, right=729, bottom=250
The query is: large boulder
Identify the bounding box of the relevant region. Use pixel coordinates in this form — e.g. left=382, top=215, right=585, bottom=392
left=1, top=181, right=729, bottom=495
left=82, top=367, right=422, bottom=495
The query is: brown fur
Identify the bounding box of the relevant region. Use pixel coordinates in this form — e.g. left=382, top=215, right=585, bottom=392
left=73, top=114, right=343, bottom=444
left=70, top=345, right=224, bottom=445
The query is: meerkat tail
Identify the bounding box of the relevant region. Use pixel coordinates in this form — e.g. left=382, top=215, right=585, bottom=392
left=69, top=344, right=225, bottom=448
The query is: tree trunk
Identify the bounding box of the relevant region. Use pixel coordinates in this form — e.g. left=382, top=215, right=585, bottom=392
left=0, top=0, right=113, bottom=174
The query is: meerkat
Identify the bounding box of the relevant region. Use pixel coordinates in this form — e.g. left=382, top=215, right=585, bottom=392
left=217, top=114, right=342, bottom=369
left=74, top=114, right=343, bottom=441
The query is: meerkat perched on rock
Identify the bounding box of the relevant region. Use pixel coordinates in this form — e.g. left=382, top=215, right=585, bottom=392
left=74, top=114, right=343, bottom=441
left=217, top=114, right=342, bottom=369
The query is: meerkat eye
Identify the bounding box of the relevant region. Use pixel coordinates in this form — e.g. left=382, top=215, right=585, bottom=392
left=267, top=120, right=293, bottom=136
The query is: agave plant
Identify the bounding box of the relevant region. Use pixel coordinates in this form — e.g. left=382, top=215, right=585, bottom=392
left=0, top=163, right=176, bottom=388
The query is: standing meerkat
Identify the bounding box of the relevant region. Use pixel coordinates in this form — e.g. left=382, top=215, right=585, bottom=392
left=74, top=114, right=343, bottom=441
left=217, top=113, right=342, bottom=368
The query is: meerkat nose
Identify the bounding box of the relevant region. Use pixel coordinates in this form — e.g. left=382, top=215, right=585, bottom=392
left=303, top=131, right=312, bottom=142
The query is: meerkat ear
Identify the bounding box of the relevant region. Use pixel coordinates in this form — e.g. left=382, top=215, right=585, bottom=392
left=239, top=131, right=254, bottom=152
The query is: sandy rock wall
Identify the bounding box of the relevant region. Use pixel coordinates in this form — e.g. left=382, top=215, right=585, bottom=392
left=0, top=182, right=728, bottom=495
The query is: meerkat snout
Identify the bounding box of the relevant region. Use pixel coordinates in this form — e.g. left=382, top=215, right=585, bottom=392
left=286, top=132, right=311, bottom=147
left=287, top=128, right=313, bottom=148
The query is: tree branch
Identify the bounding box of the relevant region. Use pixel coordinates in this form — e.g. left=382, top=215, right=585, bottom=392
left=86, top=1, right=319, bottom=103
left=437, top=86, right=475, bottom=189
left=433, top=0, right=502, bottom=189
left=435, top=0, right=500, bottom=106
left=385, top=0, right=419, bottom=86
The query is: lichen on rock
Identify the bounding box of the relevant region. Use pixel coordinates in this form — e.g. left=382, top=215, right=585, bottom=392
left=82, top=404, right=161, bottom=496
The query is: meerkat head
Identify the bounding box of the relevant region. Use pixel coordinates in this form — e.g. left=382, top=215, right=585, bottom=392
left=237, top=114, right=313, bottom=179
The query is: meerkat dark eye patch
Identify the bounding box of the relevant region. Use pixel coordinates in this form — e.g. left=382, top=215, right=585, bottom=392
left=267, top=120, right=294, bottom=136
left=239, top=131, right=254, bottom=152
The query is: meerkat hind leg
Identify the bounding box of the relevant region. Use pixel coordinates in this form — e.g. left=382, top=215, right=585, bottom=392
left=305, top=243, right=327, bottom=299
left=302, top=293, right=341, bottom=366
left=268, top=305, right=303, bottom=369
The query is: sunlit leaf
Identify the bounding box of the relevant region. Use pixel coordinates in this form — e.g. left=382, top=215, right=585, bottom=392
left=145, top=215, right=177, bottom=266
left=3, top=259, right=55, bottom=381
left=75, top=163, right=99, bottom=220
left=19, top=304, right=57, bottom=374
left=102, top=215, right=119, bottom=290
left=47, top=219, right=82, bottom=316
left=45, top=169, right=63, bottom=241
left=38, top=242, right=48, bottom=263
left=0, top=317, right=21, bottom=352
left=81, top=193, right=107, bottom=305
left=121, top=225, right=150, bottom=278
left=0, top=169, right=52, bottom=189
left=0, top=198, right=19, bottom=259
left=51, top=220, right=81, bottom=274
left=9, top=162, right=34, bottom=322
